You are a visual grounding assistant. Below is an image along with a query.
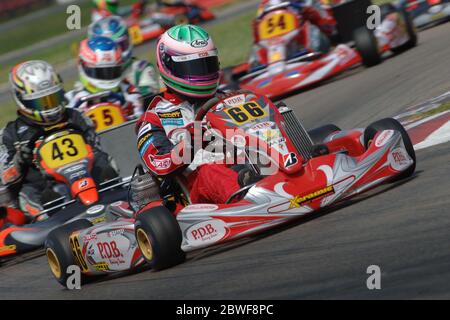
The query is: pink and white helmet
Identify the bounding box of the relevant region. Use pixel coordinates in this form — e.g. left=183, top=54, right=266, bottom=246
left=156, top=24, right=220, bottom=99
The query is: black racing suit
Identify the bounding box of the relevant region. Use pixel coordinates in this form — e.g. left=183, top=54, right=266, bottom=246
left=0, top=108, right=118, bottom=218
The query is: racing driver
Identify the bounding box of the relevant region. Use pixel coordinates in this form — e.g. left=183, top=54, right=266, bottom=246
left=0, top=60, right=118, bottom=220
left=135, top=25, right=257, bottom=205
left=250, top=0, right=338, bottom=67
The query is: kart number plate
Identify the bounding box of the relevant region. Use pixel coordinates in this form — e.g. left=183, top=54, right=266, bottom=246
left=225, top=102, right=267, bottom=125
left=85, top=104, right=125, bottom=132
left=259, top=11, right=297, bottom=40
left=129, top=25, right=144, bottom=45
left=39, top=134, right=89, bottom=170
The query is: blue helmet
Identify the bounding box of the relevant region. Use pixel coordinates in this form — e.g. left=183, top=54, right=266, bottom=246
left=78, top=36, right=123, bottom=93
left=88, top=15, right=133, bottom=67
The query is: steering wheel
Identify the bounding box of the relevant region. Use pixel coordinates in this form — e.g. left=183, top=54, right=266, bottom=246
left=194, top=90, right=255, bottom=121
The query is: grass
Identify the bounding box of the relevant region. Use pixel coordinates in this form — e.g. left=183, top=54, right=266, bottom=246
left=415, top=102, right=450, bottom=120
left=0, top=9, right=255, bottom=128
left=0, top=0, right=141, bottom=57
left=0, top=0, right=242, bottom=57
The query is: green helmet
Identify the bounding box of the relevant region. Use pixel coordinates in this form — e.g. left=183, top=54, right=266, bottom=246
left=156, top=25, right=220, bottom=98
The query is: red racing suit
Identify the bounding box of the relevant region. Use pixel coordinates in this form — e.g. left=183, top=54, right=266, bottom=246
left=135, top=91, right=241, bottom=204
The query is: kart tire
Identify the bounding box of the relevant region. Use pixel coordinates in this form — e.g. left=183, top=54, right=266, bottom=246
left=390, top=9, right=417, bottom=54
left=45, top=219, right=93, bottom=288
left=364, top=118, right=416, bottom=180
left=135, top=206, right=185, bottom=271
left=353, top=27, right=381, bottom=67
left=308, top=124, right=341, bottom=145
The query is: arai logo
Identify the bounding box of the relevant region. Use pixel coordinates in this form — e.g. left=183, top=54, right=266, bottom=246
left=191, top=39, right=208, bottom=48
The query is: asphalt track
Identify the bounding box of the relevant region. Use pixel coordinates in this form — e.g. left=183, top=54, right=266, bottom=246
left=0, top=22, right=450, bottom=300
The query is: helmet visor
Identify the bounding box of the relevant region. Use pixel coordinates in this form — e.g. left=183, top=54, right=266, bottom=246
left=83, top=64, right=122, bottom=80
left=22, top=90, right=66, bottom=111
left=167, top=55, right=220, bottom=79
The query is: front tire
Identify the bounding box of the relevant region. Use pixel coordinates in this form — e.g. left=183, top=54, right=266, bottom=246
left=353, top=27, right=381, bottom=67
left=45, top=219, right=93, bottom=287
left=135, top=206, right=185, bottom=270
left=308, top=124, right=341, bottom=145
left=364, top=118, right=416, bottom=180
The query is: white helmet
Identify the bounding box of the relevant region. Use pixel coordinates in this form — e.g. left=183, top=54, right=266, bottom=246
left=10, top=60, right=66, bottom=125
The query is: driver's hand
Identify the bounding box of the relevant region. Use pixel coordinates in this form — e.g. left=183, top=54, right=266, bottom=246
left=17, top=143, right=34, bottom=164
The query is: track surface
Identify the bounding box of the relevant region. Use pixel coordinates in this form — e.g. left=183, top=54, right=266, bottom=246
left=1, top=23, right=450, bottom=300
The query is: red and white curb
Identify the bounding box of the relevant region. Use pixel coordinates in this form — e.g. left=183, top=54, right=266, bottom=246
left=395, top=91, right=450, bottom=151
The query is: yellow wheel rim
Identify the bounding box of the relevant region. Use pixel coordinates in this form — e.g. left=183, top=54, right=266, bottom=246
left=46, top=248, right=62, bottom=279
left=136, top=228, right=154, bottom=261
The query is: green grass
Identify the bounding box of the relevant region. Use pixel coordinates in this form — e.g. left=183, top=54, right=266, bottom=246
left=0, top=2, right=91, bottom=56
left=0, top=0, right=139, bottom=56
left=0, top=0, right=239, bottom=57
left=0, top=34, right=83, bottom=84
left=417, top=102, right=450, bottom=119
left=207, top=10, right=254, bottom=68
left=0, top=10, right=255, bottom=128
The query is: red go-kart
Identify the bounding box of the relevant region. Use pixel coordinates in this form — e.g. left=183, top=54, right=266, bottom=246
left=44, top=90, right=416, bottom=287
left=221, top=0, right=417, bottom=99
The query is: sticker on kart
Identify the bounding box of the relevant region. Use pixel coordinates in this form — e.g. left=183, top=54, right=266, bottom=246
left=258, top=10, right=298, bottom=40
left=85, top=104, right=126, bottom=133
left=39, top=133, right=89, bottom=169
left=129, top=25, right=144, bottom=45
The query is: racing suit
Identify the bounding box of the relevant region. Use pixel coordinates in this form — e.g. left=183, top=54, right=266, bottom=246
left=66, top=59, right=161, bottom=119
left=136, top=91, right=241, bottom=204
left=124, top=58, right=162, bottom=98
left=250, top=0, right=337, bottom=67
left=0, top=109, right=117, bottom=219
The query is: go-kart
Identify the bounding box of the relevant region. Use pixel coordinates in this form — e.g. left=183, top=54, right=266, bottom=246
left=221, top=0, right=417, bottom=99
left=44, top=90, right=416, bottom=287
left=103, top=1, right=215, bottom=45
left=72, top=91, right=147, bottom=133
left=399, top=0, right=450, bottom=29
left=0, top=127, right=128, bottom=260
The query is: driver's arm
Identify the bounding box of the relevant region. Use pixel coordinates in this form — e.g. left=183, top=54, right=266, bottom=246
left=66, top=108, right=101, bottom=150
left=136, top=111, right=187, bottom=176
left=1, top=125, right=24, bottom=186
left=300, top=2, right=337, bottom=37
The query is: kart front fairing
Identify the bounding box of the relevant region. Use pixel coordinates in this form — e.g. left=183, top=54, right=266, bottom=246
left=205, top=93, right=304, bottom=174
left=175, top=92, right=415, bottom=251
left=240, top=44, right=361, bottom=98
left=66, top=92, right=414, bottom=275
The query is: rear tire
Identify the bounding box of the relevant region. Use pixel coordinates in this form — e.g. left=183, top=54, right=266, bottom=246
left=45, top=219, right=93, bottom=287
left=353, top=27, right=381, bottom=67
left=308, top=124, right=341, bottom=144
left=390, top=8, right=417, bottom=53
left=135, top=206, right=185, bottom=270
left=364, top=118, right=416, bottom=180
